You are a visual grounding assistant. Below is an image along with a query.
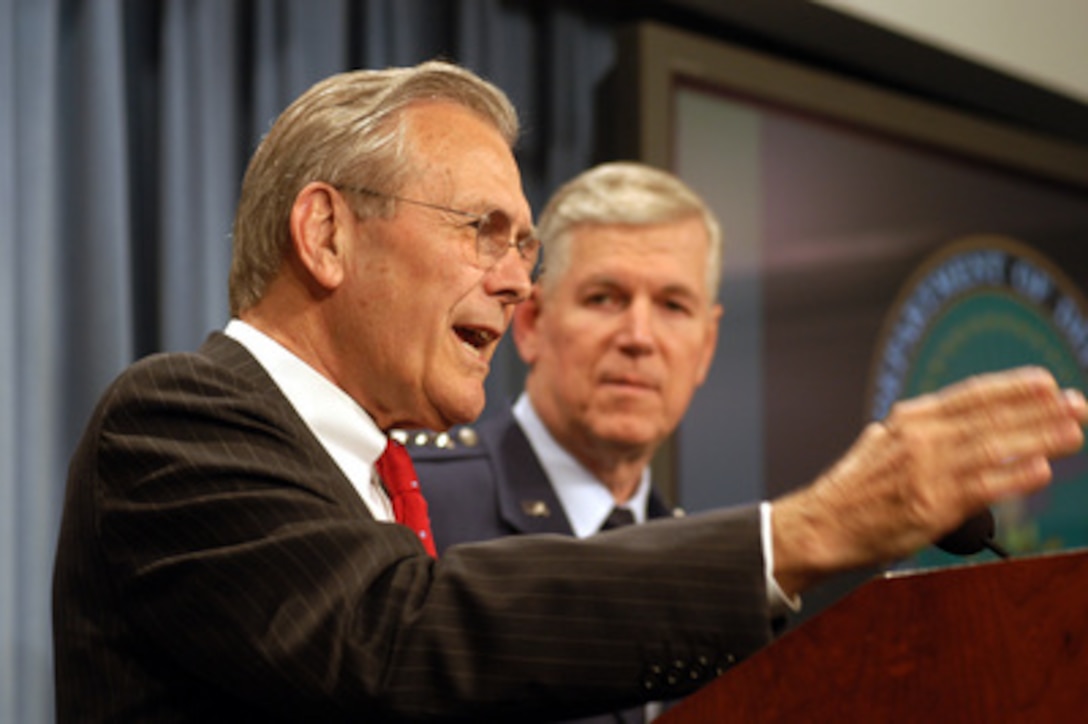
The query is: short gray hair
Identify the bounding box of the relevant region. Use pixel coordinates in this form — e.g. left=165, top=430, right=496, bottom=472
left=229, top=60, right=519, bottom=315
left=535, top=162, right=723, bottom=300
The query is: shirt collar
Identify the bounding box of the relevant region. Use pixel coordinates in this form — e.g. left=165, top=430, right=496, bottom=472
left=512, top=392, right=651, bottom=538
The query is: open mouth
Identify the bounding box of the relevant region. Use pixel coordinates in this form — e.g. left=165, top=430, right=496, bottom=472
left=455, top=325, right=499, bottom=352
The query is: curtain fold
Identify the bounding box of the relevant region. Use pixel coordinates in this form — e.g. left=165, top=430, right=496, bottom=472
left=4, top=2, right=64, bottom=723
left=0, top=0, right=621, bottom=720
left=158, top=0, right=238, bottom=350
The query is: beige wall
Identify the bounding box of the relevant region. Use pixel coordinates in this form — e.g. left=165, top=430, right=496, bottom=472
left=815, top=0, right=1088, bottom=103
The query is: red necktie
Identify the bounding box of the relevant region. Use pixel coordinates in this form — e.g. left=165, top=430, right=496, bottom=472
left=374, top=439, right=437, bottom=556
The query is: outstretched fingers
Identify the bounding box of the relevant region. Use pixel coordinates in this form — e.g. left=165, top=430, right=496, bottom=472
left=943, top=369, right=1083, bottom=478
left=890, top=368, right=1084, bottom=481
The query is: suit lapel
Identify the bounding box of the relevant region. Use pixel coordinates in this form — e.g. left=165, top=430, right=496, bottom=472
left=481, top=408, right=575, bottom=536
left=197, top=332, right=375, bottom=521
left=646, top=490, right=674, bottom=520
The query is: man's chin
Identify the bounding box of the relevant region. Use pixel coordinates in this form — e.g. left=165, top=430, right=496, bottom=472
left=428, top=390, right=486, bottom=431
left=587, top=407, right=670, bottom=439
left=591, top=417, right=666, bottom=450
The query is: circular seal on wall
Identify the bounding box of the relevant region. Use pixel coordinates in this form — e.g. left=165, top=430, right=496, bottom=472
left=867, top=235, right=1088, bottom=566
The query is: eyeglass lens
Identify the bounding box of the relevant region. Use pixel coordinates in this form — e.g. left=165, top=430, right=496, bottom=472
left=477, top=210, right=540, bottom=269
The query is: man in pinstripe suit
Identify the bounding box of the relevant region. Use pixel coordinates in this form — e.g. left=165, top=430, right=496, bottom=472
left=53, top=60, right=1087, bottom=723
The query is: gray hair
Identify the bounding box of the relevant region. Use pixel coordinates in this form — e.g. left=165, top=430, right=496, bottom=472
left=535, top=162, right=723, bottom=299
left=229, top=60, right=519, bottom=315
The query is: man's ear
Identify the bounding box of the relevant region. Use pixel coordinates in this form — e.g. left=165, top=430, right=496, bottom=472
left=289, top=182, right=352, bottom=291
left=511, top=286, right=544, bottom=365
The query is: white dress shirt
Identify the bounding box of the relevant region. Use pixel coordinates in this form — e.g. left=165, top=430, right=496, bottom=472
left=224, top=319, right=395, bottom=522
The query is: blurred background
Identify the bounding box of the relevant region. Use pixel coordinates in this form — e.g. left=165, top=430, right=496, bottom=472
left=3, top=1, right=1088, bottom=721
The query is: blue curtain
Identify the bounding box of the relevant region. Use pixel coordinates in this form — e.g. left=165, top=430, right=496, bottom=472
left=0, top=0, right=619, bottom=720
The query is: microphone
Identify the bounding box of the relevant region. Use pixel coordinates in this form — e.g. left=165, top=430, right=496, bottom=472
left=934, top=508, right=1009, bottom=558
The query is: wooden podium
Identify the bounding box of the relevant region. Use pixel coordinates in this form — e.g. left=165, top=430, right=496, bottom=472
left=659, top=549, right=1088, bottom=722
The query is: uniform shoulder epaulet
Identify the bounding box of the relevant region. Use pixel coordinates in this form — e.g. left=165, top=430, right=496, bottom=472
left=391, top=426, right=482, bottom=458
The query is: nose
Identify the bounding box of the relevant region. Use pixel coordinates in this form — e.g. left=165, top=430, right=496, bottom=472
left=617, top=298, right=655, bottom=356
left=483, top=244, right=533, bottom=304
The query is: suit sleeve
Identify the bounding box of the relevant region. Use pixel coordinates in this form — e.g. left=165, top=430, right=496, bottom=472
left=76, top=351, right=774, bottom=721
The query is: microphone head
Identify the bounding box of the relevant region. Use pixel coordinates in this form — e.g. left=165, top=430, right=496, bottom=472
left=934, top=509, right=996, bottom=556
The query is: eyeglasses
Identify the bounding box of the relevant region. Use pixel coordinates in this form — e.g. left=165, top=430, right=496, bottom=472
left=338, top=185, right=541, bottom=276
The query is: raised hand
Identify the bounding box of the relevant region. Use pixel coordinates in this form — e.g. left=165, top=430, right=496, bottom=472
left=770, top=366, right=1087, bottom=596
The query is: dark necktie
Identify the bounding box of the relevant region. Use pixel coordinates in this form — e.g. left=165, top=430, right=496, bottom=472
left=599, top=506, right=636, bottom=531
left=600, top=505, right=647, bottom=724
left=374, top=440, right=437, bottom=556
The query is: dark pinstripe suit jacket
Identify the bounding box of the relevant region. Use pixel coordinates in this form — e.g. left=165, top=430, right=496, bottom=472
left=53, top=333, right=773, bottom=723
left=414, top=406, right=678, bottom=724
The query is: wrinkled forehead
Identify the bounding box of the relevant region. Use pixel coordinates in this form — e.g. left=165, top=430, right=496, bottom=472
left=400, top=101, right=531, bottom=224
